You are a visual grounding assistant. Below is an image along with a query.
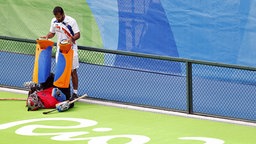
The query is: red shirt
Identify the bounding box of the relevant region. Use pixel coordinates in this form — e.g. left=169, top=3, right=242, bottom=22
left=37, top=87, right=59, bottom=108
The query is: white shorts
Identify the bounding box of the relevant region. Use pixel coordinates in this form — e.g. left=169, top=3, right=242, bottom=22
left=72, top=51, right=79, bottom=69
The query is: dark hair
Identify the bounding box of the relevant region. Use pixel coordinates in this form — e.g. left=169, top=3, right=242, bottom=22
left=53, top=6, right=64, bottom=15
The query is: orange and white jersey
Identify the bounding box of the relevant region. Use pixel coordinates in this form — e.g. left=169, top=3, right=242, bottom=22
left=50, top=15, right=79, bottom=41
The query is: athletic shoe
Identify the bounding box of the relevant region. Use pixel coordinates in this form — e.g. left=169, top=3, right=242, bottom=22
left=69, top=93, right=78, bottom=108
left=70, top=93, right=78, bottom=101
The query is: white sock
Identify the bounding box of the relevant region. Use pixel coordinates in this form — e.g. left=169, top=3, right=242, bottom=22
left=73, top=90, right=78, bottom=94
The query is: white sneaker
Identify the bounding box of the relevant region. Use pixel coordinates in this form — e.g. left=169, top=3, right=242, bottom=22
left=23, top=81, right=37, bottom=88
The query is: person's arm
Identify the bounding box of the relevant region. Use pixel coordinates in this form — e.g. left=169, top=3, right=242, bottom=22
left=41, top=32, right=55, bottom=39
left=69, top=17, right=80, bottom=44
left=69, top=32, right=80, bottom=44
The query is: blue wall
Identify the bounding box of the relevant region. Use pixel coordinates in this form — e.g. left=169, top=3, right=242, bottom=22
left=86, top=0, right=256, bottom=67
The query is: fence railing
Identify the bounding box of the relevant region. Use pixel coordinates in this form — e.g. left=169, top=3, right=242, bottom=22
left=1, top=36, right=256, bottom=123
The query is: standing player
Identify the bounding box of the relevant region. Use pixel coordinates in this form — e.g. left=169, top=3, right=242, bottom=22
left=41, top=6, right=80, bottom=100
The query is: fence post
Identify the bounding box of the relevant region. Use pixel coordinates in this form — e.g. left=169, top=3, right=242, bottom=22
left=186, top=61, right=193, bottom=114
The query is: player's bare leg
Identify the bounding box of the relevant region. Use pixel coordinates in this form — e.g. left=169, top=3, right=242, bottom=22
left=71, top=69, right=78, bottom=100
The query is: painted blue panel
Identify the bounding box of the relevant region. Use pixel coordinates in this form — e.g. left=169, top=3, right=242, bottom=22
left=161, top=0, right=255, bottom=66
left=86, top=0, right=256, bottom=67
left=115, top=0, right=181, bottom=73
left=54, top=53, right=66, bottom=81
left=86, top=0, right=119, bottom=50
left=237, top=1, right=256, bottom=66
left=117, top=0, right=178, bottom=57
left=38, top=46, right=52, bottom=83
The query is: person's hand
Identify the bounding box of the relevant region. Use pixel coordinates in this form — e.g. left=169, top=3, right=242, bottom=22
left=40, top=36, right=48, bottom=40
left=68, top=37, right=74, bottom=44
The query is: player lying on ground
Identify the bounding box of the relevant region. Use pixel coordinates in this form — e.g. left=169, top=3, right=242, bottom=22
left=24, top=73, right=78, bottom=112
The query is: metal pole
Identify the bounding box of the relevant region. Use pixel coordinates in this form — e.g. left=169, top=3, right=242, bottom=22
left=186, top=62, right=193, bottom=114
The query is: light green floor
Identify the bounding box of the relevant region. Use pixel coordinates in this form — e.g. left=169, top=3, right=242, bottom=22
left=0, top=91, right=256, bottom=144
